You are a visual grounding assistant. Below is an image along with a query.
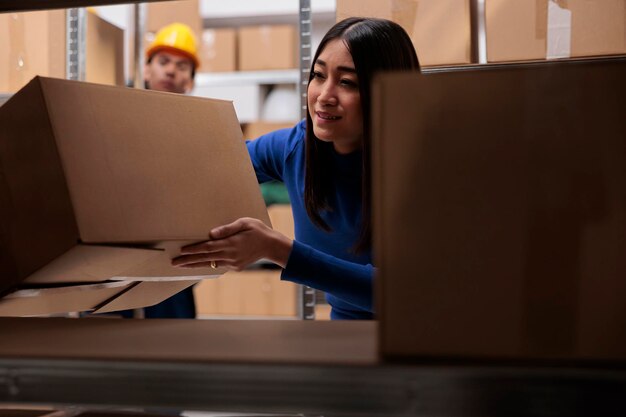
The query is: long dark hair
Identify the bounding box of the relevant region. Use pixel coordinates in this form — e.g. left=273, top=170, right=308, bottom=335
left=304, top=17, right=420, bottom=253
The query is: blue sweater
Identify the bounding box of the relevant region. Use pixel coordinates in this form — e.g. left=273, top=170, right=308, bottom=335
left=246, top=120, right=374, bottom=320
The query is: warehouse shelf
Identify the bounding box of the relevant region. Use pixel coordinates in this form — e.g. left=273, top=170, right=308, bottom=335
left=200, top=0, right=335, bottom=20
left=1, top=318, right=625, bottom=417
left=0, top=0, right=160, bottom=13
left=194, top=69, right=300, bottom=88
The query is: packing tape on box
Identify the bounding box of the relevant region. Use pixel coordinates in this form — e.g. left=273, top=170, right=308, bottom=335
left=536, top=0, right=573, bottom=59
left=546, top=0, right=572, bottom=59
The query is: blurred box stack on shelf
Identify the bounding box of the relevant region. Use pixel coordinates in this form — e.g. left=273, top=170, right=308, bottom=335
left=0, top=9, right=124, bottom=93
left=336, top=0, right=473, bottom=67
left=485, top=0, right=626, bottom=62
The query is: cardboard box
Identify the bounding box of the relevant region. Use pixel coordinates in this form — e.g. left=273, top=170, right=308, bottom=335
left=238, top=25, right=297, bottom=71
left=0, top=76, right=270, bottom=316
left=372, top=58, right=626, bottom=361
left=199, top=28, right=237, bottom=72
left=243, top=121, right=296, bottom=140
left=0, top=10, right=124, bottom=93
left=85, top=10, right=125, bottom=87
left=146, top=0, right=202, bottom=41
left=336, top=0, right=472, bottom=67
left=486, top=0, right=626, bottom=62
left=0, top=10, right=65, bottom=93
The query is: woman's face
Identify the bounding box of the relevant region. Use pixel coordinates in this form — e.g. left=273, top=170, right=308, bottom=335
left=308, top=39, right=363, bottom=154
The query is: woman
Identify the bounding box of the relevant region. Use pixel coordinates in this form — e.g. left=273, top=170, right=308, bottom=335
left=173, top=17, right=420, bottom=320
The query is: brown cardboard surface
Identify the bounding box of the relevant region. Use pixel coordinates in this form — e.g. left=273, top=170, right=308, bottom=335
left=243, top=121, right=296, bottom=140
left=486, top=0, right=626, bottom=62
left=199, top=28, right=237, bottom=72
left=146, top=0, right=201, bottom=40
left=0, top=318, right=377, bottom=365
left=0, top=75, right=78, bottom=294
left=94, top=280, right=197, bottom=314
left=372, top=58, right=626, bottom=361
left=194, top=269, right=297, bottom=317
left=238, top=25, right=297, bottom=71
left=22, top=245, right=163, bottom=284
left=37, top=77, right=269, bottom=243
left=336, top=0, right=472, bottom=66
left=0, top=10, right=123, bottom=93
left=86, top=10, right=125, bottom=87
left=569, top=0, right=626, bottom=57
left=0, top=282, right=133, bottom=317
left=0, top=10, right=65, bottom=93
left=267, top=204, right=295, bottom=240
left=0, top=76, right=270, bottom=315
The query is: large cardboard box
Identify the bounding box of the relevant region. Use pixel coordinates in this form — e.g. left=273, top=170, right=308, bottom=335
left=238, top=25, right=298, bottom=71
left=0, top=77, right=270, bottom=316
left=199, top=28, right=237, bottom=72
left=146, top=0, right=201, bottom=41
left=486, top=0, right=626, bottom=62
left=0, top=10, right=124, bottom=93
left=336, top=0, right=472, bottom=67
left=372, top=58, right=626, bottom=361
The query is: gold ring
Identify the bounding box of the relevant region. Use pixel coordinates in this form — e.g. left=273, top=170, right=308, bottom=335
left=210, top=261, right=217, bottom=269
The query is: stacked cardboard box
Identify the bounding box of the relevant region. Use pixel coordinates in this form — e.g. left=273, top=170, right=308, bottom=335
left=0, top=10, right=124, bottom=93
left=0, top=77, right=270, bottom=316
left=199, top=28, right=237, bottom=72
left=486, top=0, right=626, bottom=62
left=238, top=25, right=298, bottom=71
left=336, top=0, right=473, bottom=67
left=146, top=0, right=202, bottom=40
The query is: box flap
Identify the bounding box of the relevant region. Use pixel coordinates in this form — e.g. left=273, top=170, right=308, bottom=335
left=0, top=281, right=132, bottom=317
left=38, top=77, right=270, bottom=243
left=23, top=244, right=163, bottom=284
left=94, top=280, right=198, bottom=314
left=0, top=77, right=78, bottom=295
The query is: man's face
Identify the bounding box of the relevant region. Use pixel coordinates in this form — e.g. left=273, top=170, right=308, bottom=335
left=144, top=50, right=194, bottom=94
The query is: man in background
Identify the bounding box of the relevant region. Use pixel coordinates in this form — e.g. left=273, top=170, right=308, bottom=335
left=144, top=22, right=198, bottom=94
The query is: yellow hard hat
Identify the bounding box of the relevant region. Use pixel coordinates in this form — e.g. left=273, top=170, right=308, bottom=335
left=146, top=22, right=200, bottom=69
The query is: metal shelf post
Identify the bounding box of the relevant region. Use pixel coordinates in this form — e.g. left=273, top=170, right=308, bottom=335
left=297, top=0, right=316, bottom=321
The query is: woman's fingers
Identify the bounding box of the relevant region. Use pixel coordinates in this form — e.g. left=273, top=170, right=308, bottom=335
left=210, top=217, right=255, bottom=240
left=181, top=239, right=225, bottom=255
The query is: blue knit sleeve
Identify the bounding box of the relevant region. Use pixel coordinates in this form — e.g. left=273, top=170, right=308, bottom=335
left=245, top=121, right=304, bottom=183
left=281, top=240, right=374, bottom=312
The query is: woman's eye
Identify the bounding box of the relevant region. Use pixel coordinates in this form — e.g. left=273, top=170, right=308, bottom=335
left=312, top=71, right=325, bottom=79
left=340, top=79, right=357, bottom=87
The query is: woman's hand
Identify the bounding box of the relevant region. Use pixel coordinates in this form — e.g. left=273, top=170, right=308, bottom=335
left=172, top=217, right=293, bottom=271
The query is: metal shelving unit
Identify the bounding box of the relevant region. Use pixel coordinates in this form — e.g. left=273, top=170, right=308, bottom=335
left=297, top=0, right=317, bottom=321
